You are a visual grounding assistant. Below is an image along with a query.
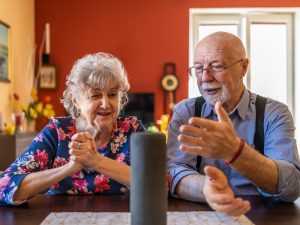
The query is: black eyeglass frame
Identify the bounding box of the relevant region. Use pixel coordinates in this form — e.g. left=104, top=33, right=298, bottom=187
left=188, top=59, right=245, bottom=77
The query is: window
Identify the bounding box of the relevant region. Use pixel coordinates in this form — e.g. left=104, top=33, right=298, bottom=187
left=246, top=14, right=293, bottom=109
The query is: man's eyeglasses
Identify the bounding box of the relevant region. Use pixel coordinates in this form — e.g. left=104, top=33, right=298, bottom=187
left=188, top=59, right=245, bottom=77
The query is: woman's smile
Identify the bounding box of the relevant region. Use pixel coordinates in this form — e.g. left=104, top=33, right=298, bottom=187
left=97, top=111, right=112, bottom=116
left=96, top=111, right=113, bottom=119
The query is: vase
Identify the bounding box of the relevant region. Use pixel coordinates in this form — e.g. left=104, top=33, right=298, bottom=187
left=12, top=112, right=25, bottom=133
left=26, top=120, right=36, bottom=132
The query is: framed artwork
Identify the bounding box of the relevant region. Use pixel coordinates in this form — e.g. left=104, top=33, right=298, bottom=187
left=0, top=20, right=11, bottom=83
left=39, top=65, right=57, bottom=89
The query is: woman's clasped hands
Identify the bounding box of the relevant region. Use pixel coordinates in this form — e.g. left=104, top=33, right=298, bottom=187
left=68, top=132, right=99, bottom=171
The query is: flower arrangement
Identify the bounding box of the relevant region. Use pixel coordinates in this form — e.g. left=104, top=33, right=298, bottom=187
left=12, top=88, right=55, bottom=128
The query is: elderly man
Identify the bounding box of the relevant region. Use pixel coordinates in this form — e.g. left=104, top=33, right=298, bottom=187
left=167, top=31, right=300, bottom=216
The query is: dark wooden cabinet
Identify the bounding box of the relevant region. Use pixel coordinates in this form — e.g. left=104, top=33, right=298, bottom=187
left=0, top=134, right=16, bottom=171
left=0, top=132, right=37, bottom=171
left=15, top=132, right=37, bottom=157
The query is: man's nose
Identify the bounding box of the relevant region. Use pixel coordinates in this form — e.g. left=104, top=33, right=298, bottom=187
left=200, top=68, right=214, bottom=82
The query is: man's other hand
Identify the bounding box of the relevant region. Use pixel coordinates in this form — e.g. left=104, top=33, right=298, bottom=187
left=203, top=166, right=251, bottom=216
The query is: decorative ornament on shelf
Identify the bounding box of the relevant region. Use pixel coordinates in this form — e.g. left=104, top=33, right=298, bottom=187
left=42, top=22, right=50, bottom=65
left=37, top=22, right=52, bottom=86
left=4, top=125, right=15, bottom=135
left=160, top=63, right=179, bottom=115
left=147, top=125, right=159, bottom=133
left=11, top=93, right=24, bottom=133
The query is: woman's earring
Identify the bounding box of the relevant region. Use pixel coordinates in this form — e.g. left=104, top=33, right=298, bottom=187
left=75, top=108, right=81, bottom=118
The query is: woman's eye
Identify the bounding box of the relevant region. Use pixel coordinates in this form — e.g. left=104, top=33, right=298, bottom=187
left=109, top=93, right=118, bottom=97
left=90, top=94, right=100, bottom=98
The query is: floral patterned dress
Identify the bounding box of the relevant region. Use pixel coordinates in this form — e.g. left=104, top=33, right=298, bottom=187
left=0, top=116, right=145, bottom=206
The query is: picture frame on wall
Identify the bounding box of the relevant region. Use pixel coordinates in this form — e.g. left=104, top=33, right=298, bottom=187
left=39, top=65, right=57, bottom=89
left=0, top=20, right=11, bottom=83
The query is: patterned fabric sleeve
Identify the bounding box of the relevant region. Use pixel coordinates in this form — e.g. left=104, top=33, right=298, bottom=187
left=115, top=116, right=146, bottom=166
left=0, top=118, right=58, bottom=206
left=133, top=118, right=146, bottom=133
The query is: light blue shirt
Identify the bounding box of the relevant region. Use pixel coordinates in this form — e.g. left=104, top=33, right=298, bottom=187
left=167, top=90, right=300, bottom=202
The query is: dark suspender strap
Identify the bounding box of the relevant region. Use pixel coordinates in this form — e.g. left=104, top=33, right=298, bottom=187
left=254, top=95, right=267, bottom=154
left=195, top=97, right=205, bottom=117
left=195, top=97, right=205, bottom=171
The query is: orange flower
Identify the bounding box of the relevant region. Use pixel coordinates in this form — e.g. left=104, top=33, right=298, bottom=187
left=13, top=93, right=20, bottom=101
left=43, top=95, right=52, bottom=103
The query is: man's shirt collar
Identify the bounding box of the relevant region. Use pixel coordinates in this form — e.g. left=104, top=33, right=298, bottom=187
left=202, top=89, right=249, bottom=120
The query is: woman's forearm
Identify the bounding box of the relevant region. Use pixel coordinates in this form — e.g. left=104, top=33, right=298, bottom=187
left=92, top=154, right=130, bottom=186
left=13, top=164, right=78, bottom=202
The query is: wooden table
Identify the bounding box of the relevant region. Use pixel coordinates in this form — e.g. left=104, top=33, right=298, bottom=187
left=0, top=195, right=299, bottom=225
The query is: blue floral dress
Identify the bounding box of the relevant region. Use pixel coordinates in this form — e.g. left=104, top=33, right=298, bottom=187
left=0, top=116, right=145, bottom=206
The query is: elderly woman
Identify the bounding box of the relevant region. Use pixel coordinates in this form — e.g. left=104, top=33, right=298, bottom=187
left=0, top=53, right=145, bottom=206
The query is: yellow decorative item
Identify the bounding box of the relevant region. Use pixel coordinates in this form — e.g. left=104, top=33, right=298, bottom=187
left=156, top=114, right=169, bottom=136
left=4, top=125, right=15, bottom=135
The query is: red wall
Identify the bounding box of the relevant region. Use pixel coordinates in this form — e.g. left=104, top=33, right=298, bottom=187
left=35, top=0, right=300, bottom=126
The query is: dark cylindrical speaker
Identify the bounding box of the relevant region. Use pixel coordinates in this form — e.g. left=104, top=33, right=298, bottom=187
left=130, top=132, right=167, bottom=225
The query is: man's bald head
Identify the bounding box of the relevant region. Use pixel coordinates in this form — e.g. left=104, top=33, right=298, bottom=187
left=195, top=32, right=246, bottom=60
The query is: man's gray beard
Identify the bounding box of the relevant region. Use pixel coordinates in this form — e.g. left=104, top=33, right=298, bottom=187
left=199, top=85, right=231, bottom=106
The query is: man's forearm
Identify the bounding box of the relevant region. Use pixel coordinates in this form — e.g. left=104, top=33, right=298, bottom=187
left=231, top=143, right=278, bottom=193
left=175, top=174, right=206, bottom=202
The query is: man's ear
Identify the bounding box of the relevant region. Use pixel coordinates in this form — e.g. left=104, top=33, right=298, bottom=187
left=241, top=58, right=249, bottom=78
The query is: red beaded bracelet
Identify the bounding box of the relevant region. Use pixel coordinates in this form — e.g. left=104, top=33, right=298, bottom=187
left=225, top=138, right=245, bottom=166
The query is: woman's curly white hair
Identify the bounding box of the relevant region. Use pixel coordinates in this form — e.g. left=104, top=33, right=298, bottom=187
left=61, top=52, right=130, bottom=118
